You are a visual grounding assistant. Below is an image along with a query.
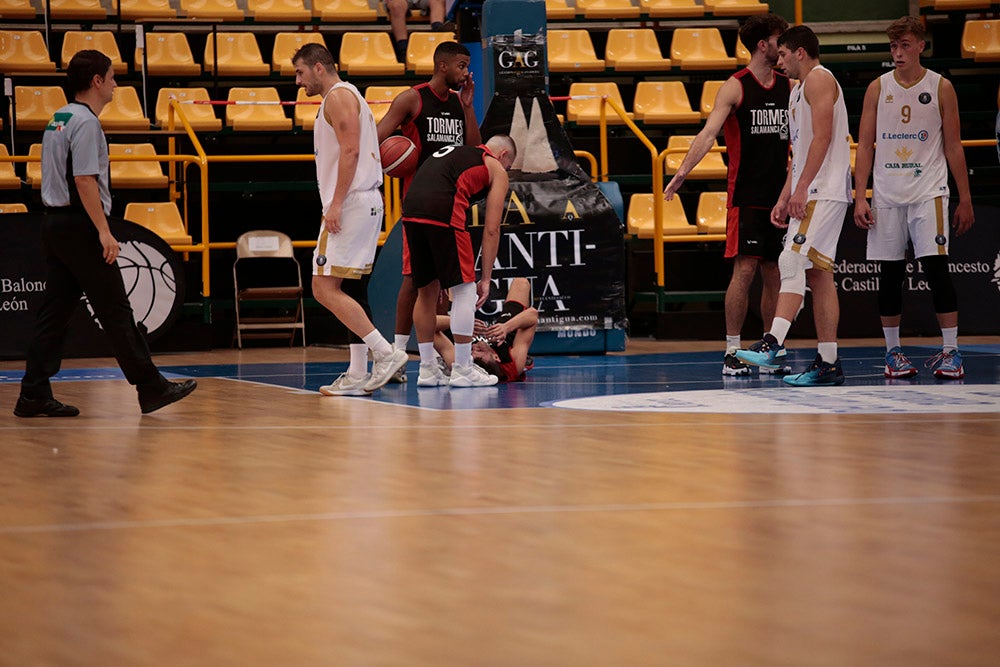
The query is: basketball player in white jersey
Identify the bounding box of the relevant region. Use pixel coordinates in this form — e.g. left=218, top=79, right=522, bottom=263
left=292, top=43, right=407, bottom=395
left=737, top=25, right=853, bottom=386
left=853, top=16, right=974, bottom=380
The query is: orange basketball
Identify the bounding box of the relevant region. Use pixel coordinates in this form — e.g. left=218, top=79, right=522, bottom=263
left=379, top=135, right=418, bottom=179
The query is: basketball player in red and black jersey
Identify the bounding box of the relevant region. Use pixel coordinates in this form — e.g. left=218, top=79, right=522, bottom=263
left=663, top=13, right=792, bottom=377
left=401, top=135, right=516, bottom=388
left=377, top=41, right=482, bottom=381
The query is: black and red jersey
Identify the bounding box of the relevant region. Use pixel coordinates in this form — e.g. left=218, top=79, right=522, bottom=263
left=400, top=83, right=465, bottom=192
left=401, top=144, right=493, bottom=230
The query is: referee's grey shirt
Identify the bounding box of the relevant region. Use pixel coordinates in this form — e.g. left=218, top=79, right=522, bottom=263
left=41, top=101, right=112, bottom=215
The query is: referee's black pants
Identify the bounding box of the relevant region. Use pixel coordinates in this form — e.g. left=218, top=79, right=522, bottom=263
left=21, top=211, right=164, bottom=400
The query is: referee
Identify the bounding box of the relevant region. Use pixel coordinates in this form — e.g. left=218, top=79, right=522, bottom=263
left=14, top=50, right=196, bottom=417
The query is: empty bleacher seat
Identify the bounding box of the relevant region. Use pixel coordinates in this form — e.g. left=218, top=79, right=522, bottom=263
left=204, top=33, right=270, bottom=76
left=338, top=32, right=405, bottom=76
left=25, top=144, right=42, bottom=188
left=49, top=0, right=106, bottom=20
left=704, top=0, right=769, bottom=16
left=137, top=33, right=201, bottom=76
left=670, top=28, right=737, bottom=70
left=695, top=192, right=728, bottom=234
left=735, top=38, right=751, bottom=65
left=109, top=144, right=169, bottom=189
left=15, top=86, right=68, bottom=131
left=156, top=87, right=223, bottom=131
left=547, top=30, right=606, bottom=73
left=62, top=32, right=126, bottom=71
left=312, top=0, right=378, bottom=21
left=604, top=28, right=672, bottom=71
left=0, top=31, right=57, bottom=73
left=700, top=80, right=725, bottom=117
left=226, top=88, right=293, bottom=131
left=0, top=145, right=22, bottom=189
left=576, top=0, right=640, bottom=19
left=365, top=85, right=409, bottom=125
left=120, top=0, right=177, bottom=19
left=961, top=20, right=1000, bottom=61
left=545, top=0, right=576, bottom=19
left=567, top=82, right=632, bottom=125
left=99, top=86, right=150, bottom=131
left=178, top=0, right=245, bottom=20
left=924, top=0, right=991, bottom=8
left=664, top=135, right=727, bottom=178
left=272, top=32, right=326, bottom=75
left=247, top=0, right=311, bottom=22
left=632, top=82, right=701, bottom=124
left=124, top=202, right=192, bottom=245
left=638, top=0, right=703, bottom=17
left=627, top=193, right=697, bottom=238
left=0, top=0, right=38, bottom=19
left=407, top=32, right=456, bottom=75
left=294, top=87, right=322, bottom=131
left=0, top=203, right=29, bottom=213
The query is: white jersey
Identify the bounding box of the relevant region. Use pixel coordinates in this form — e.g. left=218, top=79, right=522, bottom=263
left=788, top=65, right=851, bottom=203
left=314, top=81, right=383, bottom=214
left=872, top=68, right=949, bottom=207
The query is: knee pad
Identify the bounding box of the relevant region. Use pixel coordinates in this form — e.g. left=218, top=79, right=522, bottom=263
left=448, top=281, right=477, bottom=336
left=877, top=260, right=907, bottom=317
left=777, top=249, right=808, bottom=295
left=920, top=255, right=958, bottom=313
left=342, top=275, right=372, bottom=344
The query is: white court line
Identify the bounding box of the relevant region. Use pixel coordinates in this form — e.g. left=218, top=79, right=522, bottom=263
left=4, top=495, right=1000, bottom=535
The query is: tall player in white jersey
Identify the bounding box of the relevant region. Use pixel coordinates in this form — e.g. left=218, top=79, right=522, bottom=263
left=853, top=16, right=974, bottom=380
left=292, top=43, right=407, bottom=396
left=737, top=25, right=852, bottom=387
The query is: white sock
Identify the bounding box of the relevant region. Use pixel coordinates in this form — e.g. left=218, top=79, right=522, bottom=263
left=883, top=326, right=901, bottom=351
left=726, top=335, right=741, bottom=354
left=454, top=342, right=472, bottom=367
left=817, top=342, right=838, bottom=364
left=941, top=326, right=958, bottom=352
left=348, top=343, right=369, bottom=377
left=394, top=334, right=409, bottom=351
left=418, top=342, right=436, bottom=365
left=363, top=329, right=393, bottom=358
left=769, top=317, right=792, bottom=346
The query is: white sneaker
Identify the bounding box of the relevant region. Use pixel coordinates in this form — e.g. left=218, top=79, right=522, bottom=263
left=364, top=347, right=409, bottom=393
left=320, top=372, right=370, bottom=396
left=449, top=363, right=498, bottom=387
left=417, top=361, right=449, bottom=386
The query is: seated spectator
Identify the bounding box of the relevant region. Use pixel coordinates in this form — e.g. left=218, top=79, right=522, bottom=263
left=387, top=0, right=456, bottom=62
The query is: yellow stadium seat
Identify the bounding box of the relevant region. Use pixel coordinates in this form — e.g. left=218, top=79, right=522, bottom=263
left=338, top=32, right=405, bottom=76
left=365, top=85, right=409, bottom=125
left=0, top=31, right=57, bottom=73
left=704, top=0, right=769, bottom=16
left=156, top=87, right=223, bottom=131
left=627, top=193, right=697, bottom=238
left=545, top=0, right=576, bottom=19
left=15, top=86, right=68, bottom=131
left=700, top=79, right=725, bottom=117
left=226, top=88, right=293, bottom=132
left=664, top=135, right=728, bottom=179
left=735, top=38, right=751, bottom=65
left=0, top=145, right=22, bottom=189
left=294, top=87, right=322, bottom=131
left=124, top=202, right=193, bottom=245
left=272, top=32, right=326, bottom=75
left=61, top=32, right=126, bottom=71
left=312, top=0, right=378, bottom=21
left=136, top=33, right=201, bottom=76
left=961, top=20, right=1000, bottom=61
left=178, top=0, right=245, bottom=20
left=638, top=0, right=703, bottom=17
left=670, top=28, right=737, bottom=70
left=0, top=203, right=29, bottom=213
left=109, top=144, right=169, bottom=189
left=25, top=144, right=42, bottom=188
left=567, top=82, right=632, bottom=125
left=204, top=33, right=270, bottom=76
left=49, top=0, right=106, bottom=20
left=576, top=0, right=640, bottom=18
left=99, top=86, right=150, bottom=131
left=247, top=0, right=310, bottom=22
left=632, top=82, right=701, bottom=124
left=604, top=28, right=672, bottom=71
left=932, top=0, right=992, bottom=8
left=120, top=0, right=177, bottom=19
left=695, top=192, right=728, bottom=234
left=547, top=30, right=606, bottom=73
left=0, top=0, right=38, bottom=19
left=406, top=32, right=456, bottom=75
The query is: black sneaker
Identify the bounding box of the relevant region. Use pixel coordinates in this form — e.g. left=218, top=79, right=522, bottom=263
left=139, top=379, right=198, bottom=414
left=783, top=354, right=845, bottom=387
left=14, top=395, right=80, bottom=418
left=723, top=352, right=751, bottom=376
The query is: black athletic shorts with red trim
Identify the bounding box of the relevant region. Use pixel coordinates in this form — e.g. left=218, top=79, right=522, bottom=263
left=488, top=300, right=526, bottom=382
left=402, top=219, right=476, bottom=289
left=725, top=205, right=784, bottom=261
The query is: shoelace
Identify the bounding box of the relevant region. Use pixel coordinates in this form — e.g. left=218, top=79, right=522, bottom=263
left=888, top=350, right=912, bottom=368
left=925, top=350, right=954, bottom=369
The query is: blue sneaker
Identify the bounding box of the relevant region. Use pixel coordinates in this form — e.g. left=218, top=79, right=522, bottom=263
left=735, top=335, right=781, bottom=370
left=884, top=346, right=918, bottom=378
left=783, top=354, right=845, bottom=387
left=759, top=344, right=792, bottom=375
left=925, top=349, right=964, bottom=379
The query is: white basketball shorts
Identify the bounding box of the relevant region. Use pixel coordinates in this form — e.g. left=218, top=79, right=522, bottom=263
left=784, top=199, right=850, bottom=272
left=313, top=187, right=384, bottom=278
left=867, top=196, right=948, bottom=261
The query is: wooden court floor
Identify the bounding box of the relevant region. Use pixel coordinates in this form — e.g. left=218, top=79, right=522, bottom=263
left=2, top=339, right=999, bottom=666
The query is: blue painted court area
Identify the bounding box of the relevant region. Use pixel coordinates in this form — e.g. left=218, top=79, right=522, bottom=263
left=3, top=344, right=999, bottom=413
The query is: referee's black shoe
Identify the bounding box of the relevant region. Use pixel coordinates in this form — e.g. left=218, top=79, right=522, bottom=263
left=14, top=395, right=80, bottom=418
left=139, top=379, right=198, bottom=414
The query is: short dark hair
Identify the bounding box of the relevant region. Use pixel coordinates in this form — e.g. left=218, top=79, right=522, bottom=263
left=66, top=49, right=112, bottom=95
left=778, top=25, right=820, bottom=59
left=886, top=16, right=925, bottom=42
left=292, top=42, right=336, bottom=71
left=433, top=41, right=471, bottom=67
left=739, top=13, right=789, bottom=52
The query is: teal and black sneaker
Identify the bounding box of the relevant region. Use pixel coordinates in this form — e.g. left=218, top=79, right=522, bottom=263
left=735, top=334, right=782, bottom=370
left=783, top=354, right=845, bottom=387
